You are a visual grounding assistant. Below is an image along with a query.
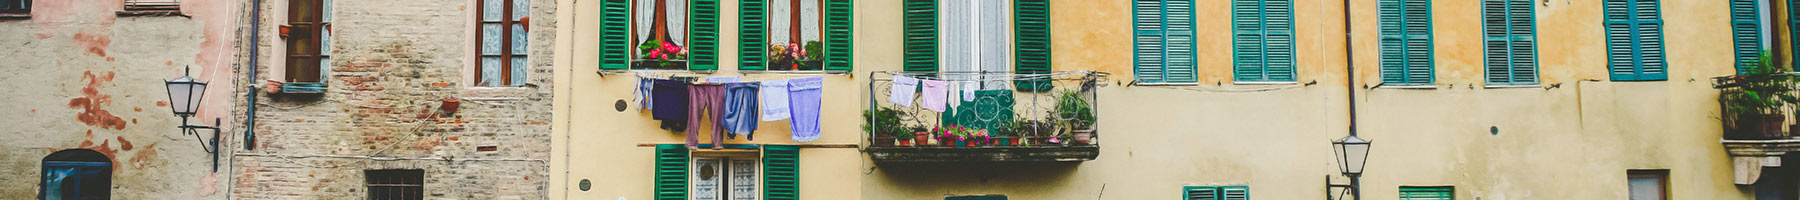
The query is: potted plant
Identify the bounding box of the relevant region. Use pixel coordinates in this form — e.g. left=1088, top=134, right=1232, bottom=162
left=1053, top=91, right=1097, bottom=145
left=634, top=40, right=688, bottom=69
left=910, top=126, right=930, bottom=147
left=1722, top=51, right=1798, bottom=139
left=861, top=108, right=909, bottom=146
left=991, top=121, right=1017, bottom=146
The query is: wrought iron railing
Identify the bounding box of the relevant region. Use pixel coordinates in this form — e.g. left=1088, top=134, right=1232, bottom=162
left=1715, top=73, right=1800, bottom=139
left=864, top=71, right=1106, bottom=147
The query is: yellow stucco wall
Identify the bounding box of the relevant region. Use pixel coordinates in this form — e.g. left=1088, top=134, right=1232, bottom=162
left=556, top=0, right=1766, bottom=199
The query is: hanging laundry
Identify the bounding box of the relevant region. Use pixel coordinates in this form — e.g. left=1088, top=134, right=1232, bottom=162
left=687, top=84, right=727, bottom=150
left=946, top=81, right=962, bottom=109
left=634, top=77, right=655, bottom=111
left=651, top=79, right=690, bottom=121
left=787, top=76, right=825, bottom=142
left=961, top=81, right=978, bottom=102
left=888, top=74, right=919, bottom=107
left=705, top=76, right=741, bottom=83
left=759, top=79, right=792, bottom=121
left=720, top=82, right=760, bottom=140
left=920, top=79, right=949, bottom=112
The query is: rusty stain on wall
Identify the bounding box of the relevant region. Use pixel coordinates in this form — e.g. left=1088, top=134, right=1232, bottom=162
left=67, top=71, right=127, bottom=130
left=72, top=32, right=111, bottom=57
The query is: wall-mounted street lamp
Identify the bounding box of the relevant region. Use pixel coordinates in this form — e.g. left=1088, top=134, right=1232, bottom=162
left=1326, top=135, right=1371, bottom=200
left=164, top=66, right=220, bottom=172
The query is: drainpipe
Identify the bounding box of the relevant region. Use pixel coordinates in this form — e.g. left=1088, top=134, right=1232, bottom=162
left=245, top=0, right=262, bottom=150
left=1342, top=0, right=1360, bottom=198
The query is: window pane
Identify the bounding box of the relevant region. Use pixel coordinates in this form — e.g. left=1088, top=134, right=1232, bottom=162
left=322, top=0, right=332, bottom=22
left=320, top=27, right=331, bottom=56
left=1629, top=176, right=1663, bottom=200
left=481, top=57, right=503, bottom=86
left=482, top=23, right=503, bottom=55
left=483, top=0, right=503, bottom=22
left=977, top=0, right=1008, bottom=89
left=510, top=57, right=527, bottom=86
left=512, top=0, right=529, bottom=19
left=512, top=23, right=528, bottom=55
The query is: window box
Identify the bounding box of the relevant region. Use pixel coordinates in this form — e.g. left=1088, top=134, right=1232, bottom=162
left=866, top=146, right=1098, bottom=163
left=631, top=60, right=688, bottom=70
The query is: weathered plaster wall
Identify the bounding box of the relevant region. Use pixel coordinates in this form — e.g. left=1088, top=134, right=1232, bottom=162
left=229, top=0, right=557, bottom=199
left=556, top=0, right=1759, bottom=200
left=0, top=0, right=238, bottom=199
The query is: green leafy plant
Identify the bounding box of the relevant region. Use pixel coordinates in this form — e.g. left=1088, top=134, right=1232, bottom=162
left=637, top=40, right=687, bottom=68
left=1722, top=51, right=1799, bottom=138
left=861, top=107, right=912, bottom=139
left=1052, top=90, right=1096, bottom=130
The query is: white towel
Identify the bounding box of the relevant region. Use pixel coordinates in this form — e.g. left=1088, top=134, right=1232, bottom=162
left=961, top=81, right=978, bottom=101
left=705, top=76, right=741, bottom=83
left=759, top=79, right=792, bottom=121
left=921, top=80, right=949, bottom=112
left=889, top=75, right=919, bottom=107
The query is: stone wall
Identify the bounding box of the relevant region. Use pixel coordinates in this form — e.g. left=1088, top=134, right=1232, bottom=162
left=229, top=0, right=556, bottom=199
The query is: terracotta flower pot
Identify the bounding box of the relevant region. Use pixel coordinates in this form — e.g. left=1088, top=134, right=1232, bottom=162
left=898, top=139, right=912, bottom=146
left=913, top=133, right=930, bottom=146
left=1072, top=129, right=1095, bottom=145
left=871, top=136, right=893, bottom=147
left=1762, top=114, right=1787, bottom=139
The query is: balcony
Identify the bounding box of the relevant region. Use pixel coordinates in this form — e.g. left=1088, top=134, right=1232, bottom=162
left=1714, top=73, right=1800, bottom=184
left=862, top=71, right=1106, bottom=163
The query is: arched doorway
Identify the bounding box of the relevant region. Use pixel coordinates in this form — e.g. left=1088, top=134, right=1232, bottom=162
left=40, top=149, right=110, bottom=200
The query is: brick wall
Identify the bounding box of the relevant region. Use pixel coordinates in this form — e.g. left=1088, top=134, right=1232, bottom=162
left=230, top=0, right=556, bottom=199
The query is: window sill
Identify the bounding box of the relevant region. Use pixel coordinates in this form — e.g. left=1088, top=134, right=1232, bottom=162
left=276, top=82, right=327, bottom=95
left=0, top=13, right=28, bottom=19
left=1376, top=84, right=1438, bottom=89
left=117, top=9, right=187, bottom=17
left=1131, top=82, right=1200, bottom=86
left=1484, top=84, right=1541, bottom=89
left=1233, top=81, right=1300, bottom=85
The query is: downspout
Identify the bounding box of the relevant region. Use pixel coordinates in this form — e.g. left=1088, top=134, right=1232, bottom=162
left=1343, top=0, right=1357, bottom=137
left=245, top=0, right=261, bottom=150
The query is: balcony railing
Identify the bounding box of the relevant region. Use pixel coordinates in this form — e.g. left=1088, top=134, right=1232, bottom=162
left=1714, top=73, right=1800, bottom=140
left=862, top=71, right=1106, bottom=163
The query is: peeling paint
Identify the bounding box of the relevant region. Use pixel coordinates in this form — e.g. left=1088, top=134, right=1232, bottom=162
left=130, top=143, right=157, bottom=169
left=72, top=32, right=111, bottom=57
left=118, top=136, right=133, bottom=151
left=67, top=71, right=127, bottom=130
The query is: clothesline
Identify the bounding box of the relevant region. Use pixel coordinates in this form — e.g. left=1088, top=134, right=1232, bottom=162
left=873, top=70, right=1100, bottom=82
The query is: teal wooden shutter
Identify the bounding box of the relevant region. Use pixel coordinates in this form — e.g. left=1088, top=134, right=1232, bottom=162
left=1729, top=0, right=1761, bottom=74
left=1014, top=0, right=1053, bottom=91
left=903, top=0, right=939, bottom=72
left=1232, top=0, right=1297, bottom=82
left=1183, top=186, right=1218, bottom=200
left=1399, top=187, right=1454, bottom=200
left=1482, top=0, right=1537, bottom=85
left=1133, top=0, right=1196, bottom=83
left=823, top=0, right=854, bottom=71
left=1378, top=0, right=1434, bottom=85
left=1220, top=186, right=1249, bottom=200
left=1604, top=0, right=1666, bottom=81
left=763, top=145, right=800, bottom=200
left=689, top=0, right=721, bottom=70
left=652, top=144, right=689, bottom=200
left=739, top=0, right=768, bottom=70
left=1132, top=0, right=1166, bottom=83
left=599, top=0, right=631, bottom=70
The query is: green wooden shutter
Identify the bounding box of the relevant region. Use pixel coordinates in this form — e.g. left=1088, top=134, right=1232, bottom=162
left=823, top=0, right=854, bottom=71
left=1399, top=187, right=1454, bottom=200
left=1132, top=0, right=1167, bottom=83
left=1482, top=0, right=1537, bottom=85
left=1604, top=0, right=1666, bottom=81
left=599, top=0, right=632, bottom=70
left=1729, top=0, right=1761, bottom=74
left=1220, top=186, right=1249, bottom=200
left=1014, top=0, right=1053, bottom=91
left=1378, top=0, right=1433, bottom=85
left=1164, top=0, right=1198, bottom=83
left=1233, top=0, right=1297, bottom=82
left=1183, top=186, right=1219, bottom=200
left=652, top=144, right=689, bottom=200
left=689, top=0, right=721, bottom=70
left=739, top=0, right=768, bottom=70
left=763, top=145, right=800, bottom=200
left=903, top=0, right=939, bottom=72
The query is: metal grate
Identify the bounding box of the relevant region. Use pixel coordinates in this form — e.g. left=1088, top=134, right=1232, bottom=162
left=365, top=169, right=424, bottom=200
left=124, top=0, right=180, bottom=11
left=864, top=71, right=1106, bottom=146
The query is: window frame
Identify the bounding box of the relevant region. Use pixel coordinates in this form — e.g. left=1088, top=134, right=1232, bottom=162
left=759, top=0, right=828, bottom=71
left=1132, top=0, right=1199, bottom=84
left=937, top=0, right=1012, bottom=74
left=1481, top=0, right=1538, bottom=86
left=1182, top=185, right=1249, bottom=200
left=1377, top=0, right=1436, bottom=86
left=1398, top=186, right=1454, bottom=200
left=364, top=169, right=425, bottom=200
left=284, top=0, right=329, bottom=84
left=1602, top=0, right=1667, bottom=81
left=689, top=153, right=761, bottom=200
left=475, top=0, right=529, bottom=87
left=0, top=0, right=28, bottom=16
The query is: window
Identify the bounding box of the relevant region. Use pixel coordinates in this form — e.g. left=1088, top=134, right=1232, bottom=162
left=1232, top=0, right=1297, bottom=83
left=1132, top=0, right=1197, bottom=84
left=1482, top=0, right=1537, bottom=85
left=593, top=0, right=720, bottom=70
left=1730, top=0, right=1775, bottom=74
left=1603, top=0, right=1666, bottom=81
left=285, top=0, right=331, bottom=86
left=1378, top=0, right=1433, bottom=86
left=0, top=0, right=27, bottom=15
left=477, top=0, right=529, bottom=87
left=1183, top=186, right=1248, bottom=200
left=900, top=0, right=1049, bottom=83
left=945, top=195, right=1007, bottom=200
left=1628, top=170, right=1668, bottom=200
left=365, top=169, right=424, bottom=200
left=125, top=0, right=181, bottom=11
left=1399, top=186, right=1453, bottom=200
left=40, top=149, right=111, bottom=200
left=736, top=0, right=853, bottom=71
left=653, top=144, right=800, bottom=200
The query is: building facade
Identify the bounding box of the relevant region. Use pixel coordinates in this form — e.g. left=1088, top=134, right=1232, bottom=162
left=228, top=0, right=557, bottom=199
left=553, top=0, right=1800, bottom=200
left=0, top=0, right=240, bottom=199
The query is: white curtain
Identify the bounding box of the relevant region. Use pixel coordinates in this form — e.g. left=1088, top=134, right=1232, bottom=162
left=940, top=0, right=1009, bottom=89
left=769, top=0, right=821, bottom=45
left=635, top=0, right=688, bottom=53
